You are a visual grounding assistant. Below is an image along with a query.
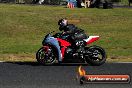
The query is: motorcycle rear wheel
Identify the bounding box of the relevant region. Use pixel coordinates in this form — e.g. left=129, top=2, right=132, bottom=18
left=85, top=46, right=106, bottom=66
left=36, top=47, right=56, bottom=65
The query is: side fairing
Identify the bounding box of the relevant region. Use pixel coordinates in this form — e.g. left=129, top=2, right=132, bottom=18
left=57, top=38, right=71, bottom=60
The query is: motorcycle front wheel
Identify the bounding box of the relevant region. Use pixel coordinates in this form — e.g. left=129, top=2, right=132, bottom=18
left=85, top=46, right=106, bottom=66
left=36, top=47, right=56, bottom=65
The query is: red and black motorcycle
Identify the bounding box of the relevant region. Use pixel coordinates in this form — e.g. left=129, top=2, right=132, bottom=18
left=36, top=31, right=106, bottom=65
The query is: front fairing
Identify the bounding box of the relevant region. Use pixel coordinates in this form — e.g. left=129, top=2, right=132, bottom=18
left=43, top=34, right=58, bottom=47
left=42, top=34, right=62, bottom=62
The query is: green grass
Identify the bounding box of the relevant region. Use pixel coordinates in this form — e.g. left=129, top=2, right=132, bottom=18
left=0, top=4, right=132, bottom=62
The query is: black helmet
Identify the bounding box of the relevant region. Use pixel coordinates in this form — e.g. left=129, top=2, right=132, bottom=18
left=58, top=18, right=68, bottom=31
left=58, top=18, right=68, bottom=26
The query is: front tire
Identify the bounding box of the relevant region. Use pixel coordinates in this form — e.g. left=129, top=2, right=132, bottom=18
left=85, top=46, right=106, bottom=66
left=36, top=47, right=56, bottom=65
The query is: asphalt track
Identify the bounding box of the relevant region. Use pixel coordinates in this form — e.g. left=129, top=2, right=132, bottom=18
left=0, top=62, right=132, bottom=88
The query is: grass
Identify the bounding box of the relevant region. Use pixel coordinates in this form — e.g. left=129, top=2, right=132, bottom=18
left=0, top=4, right=132, bottom=62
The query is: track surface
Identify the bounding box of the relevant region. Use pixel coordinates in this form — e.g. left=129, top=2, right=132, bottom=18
left=0, top=62, right=131, bottom=88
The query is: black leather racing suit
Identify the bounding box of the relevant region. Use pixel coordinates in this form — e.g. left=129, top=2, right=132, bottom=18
left=59, top=24, right=78, bottom=34
left=59, top=24, right=87, bottom=44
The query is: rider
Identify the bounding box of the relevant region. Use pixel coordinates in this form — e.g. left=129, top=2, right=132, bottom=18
left=58, top=18, right=79, bottom=35
left=58, top=18, right=87, bottom=46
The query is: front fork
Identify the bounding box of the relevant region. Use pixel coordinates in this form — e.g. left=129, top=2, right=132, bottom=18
left=43, top=46, right=49, bottom=53
left=42, top=46, right=52, bottom=58
left=43, top=45, right=62, bottom=62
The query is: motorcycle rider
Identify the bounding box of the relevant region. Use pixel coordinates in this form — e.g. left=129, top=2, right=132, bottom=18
left=58, top=18, right=79, bottom=35
left=58, top=18, right=87, bottom=37
left=58, top=18, right=87, bottom=47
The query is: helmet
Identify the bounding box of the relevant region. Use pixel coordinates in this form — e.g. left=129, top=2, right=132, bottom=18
left=58, top=18, right=68, bottom=27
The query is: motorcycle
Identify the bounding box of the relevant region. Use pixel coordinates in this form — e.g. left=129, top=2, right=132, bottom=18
left=36, top=31, right=106, bottom=65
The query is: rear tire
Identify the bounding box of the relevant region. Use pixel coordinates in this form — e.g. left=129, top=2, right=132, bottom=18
left=36, top=47, right=56, bottom=65
left=85, top=46, right=106, bottom=66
